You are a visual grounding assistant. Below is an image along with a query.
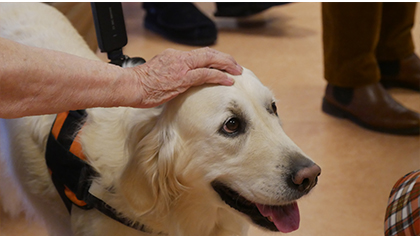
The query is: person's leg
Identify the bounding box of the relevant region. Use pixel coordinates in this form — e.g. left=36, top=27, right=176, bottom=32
left=376, top=3, right=416, bottom=61
left=322, top=2, right=382, bottom=87
left=376, top=3, right=420, bottom=91
left=321, top=3, right=420, bottom=135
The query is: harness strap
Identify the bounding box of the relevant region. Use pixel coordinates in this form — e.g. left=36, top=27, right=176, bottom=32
left=46, top=110, right=163, bottom=235
left=46, top=110, right=91, bottom=211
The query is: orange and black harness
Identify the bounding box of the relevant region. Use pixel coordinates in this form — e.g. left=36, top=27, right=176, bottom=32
left=45, top=110, right=160, bottom=234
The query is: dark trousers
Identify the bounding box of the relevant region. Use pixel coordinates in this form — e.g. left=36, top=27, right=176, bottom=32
left=322, top=3, right=417, bottom=87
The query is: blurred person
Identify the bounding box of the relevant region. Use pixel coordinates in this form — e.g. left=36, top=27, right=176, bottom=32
left=321, top=3, right=420, bottom=135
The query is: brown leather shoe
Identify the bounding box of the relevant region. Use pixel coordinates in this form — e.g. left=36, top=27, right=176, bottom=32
left=322, top=83, right=420, bottom=135
left=379, top=53, right=420, bottom=92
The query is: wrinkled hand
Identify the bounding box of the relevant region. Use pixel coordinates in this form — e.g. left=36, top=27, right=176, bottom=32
left=129, top=47, right=243, bottom=108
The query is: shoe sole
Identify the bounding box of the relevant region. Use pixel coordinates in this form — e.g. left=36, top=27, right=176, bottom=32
left=322, top=98, right=420, bottom=135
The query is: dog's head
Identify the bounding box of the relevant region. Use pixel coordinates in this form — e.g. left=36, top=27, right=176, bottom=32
left=120, top=68, right=320, bottom=233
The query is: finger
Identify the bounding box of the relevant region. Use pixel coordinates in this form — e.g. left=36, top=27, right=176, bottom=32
left=188, top=48, right=243, bottom=75
left=185, top=68, right=235, bottom=87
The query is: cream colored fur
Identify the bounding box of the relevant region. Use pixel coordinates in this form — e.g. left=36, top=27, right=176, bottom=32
left=0, top=3, right=315, bottom=236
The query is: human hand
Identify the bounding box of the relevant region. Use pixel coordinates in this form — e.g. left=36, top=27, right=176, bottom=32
left=128, top=47, right=243, bottom=108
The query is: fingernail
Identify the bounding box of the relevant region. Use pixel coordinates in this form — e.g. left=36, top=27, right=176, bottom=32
left=236, top=65, right=243, bottom=74
left=226, top=76, right=235, bottom=85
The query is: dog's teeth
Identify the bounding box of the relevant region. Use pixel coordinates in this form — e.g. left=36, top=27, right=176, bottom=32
left=267, top=216, right=273, bottom=222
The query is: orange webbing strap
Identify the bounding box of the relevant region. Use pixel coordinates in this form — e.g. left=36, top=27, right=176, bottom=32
left=46, top=110, right=92, bottom=211
left=51, top=111, right=68, bottom=139
left=64, top=186, right=87, bottom=207
left=51, top=111, right=87, bottom=161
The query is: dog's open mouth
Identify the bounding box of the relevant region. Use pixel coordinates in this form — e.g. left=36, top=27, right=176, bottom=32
left=211, top=181, right=300, bottom=233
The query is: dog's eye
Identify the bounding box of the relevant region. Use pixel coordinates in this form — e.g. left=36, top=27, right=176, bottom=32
left=223, top=118, right=241, bottom=134
left=271, top=102, right=278, bottom=115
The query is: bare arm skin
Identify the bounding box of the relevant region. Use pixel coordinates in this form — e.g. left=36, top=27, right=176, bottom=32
left=0, top=38, right=242, bottom=118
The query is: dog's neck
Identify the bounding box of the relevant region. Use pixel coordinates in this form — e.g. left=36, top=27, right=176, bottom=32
left=80, top=107, right=161, bottom=186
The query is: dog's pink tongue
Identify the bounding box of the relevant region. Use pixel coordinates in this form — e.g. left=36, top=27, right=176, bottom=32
left=256, top=202, right=300, bottom=233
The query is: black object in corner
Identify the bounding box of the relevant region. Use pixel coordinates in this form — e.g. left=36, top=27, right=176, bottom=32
left=91, top=3, right=128, bottom=65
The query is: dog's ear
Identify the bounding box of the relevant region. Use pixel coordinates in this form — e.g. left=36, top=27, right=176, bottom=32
left=119, top=121, right=185, bottom=216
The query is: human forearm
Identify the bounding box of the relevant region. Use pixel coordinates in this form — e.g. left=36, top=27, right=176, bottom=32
left=0, top=38, right=136, bottom=118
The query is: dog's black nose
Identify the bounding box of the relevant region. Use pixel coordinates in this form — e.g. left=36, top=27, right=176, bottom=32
left=291, top=163, right=321, bottom=192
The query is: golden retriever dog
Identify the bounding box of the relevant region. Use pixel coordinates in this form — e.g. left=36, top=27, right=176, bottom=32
left=0, top=3, right=321, bottom=236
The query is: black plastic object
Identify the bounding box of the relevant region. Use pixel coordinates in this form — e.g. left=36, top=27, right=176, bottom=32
left=91, top=3, right=128, bottom=64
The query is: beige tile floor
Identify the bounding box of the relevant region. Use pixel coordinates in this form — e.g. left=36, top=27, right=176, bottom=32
left=1, top=2, right=419, bottom=236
